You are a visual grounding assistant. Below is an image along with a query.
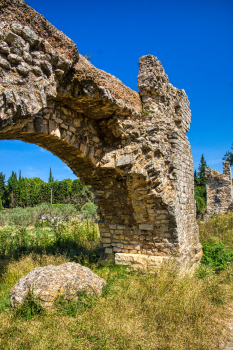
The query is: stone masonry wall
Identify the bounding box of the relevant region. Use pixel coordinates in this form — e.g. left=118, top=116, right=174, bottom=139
left=0, top=0, right=202, bottom=268
left=206, top=161, right=233, bottom=215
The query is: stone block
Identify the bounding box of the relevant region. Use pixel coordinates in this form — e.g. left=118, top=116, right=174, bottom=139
left=139, top=224, right=153, bottom=230
left=105, top=248, right=113, bottom=254
left=116, top=154, right=133, bottom=168
left=115, top=253, right=170, bottom=269
left=101, top=232, right=111, bottom=238
left=60, top=123, right=68, bottom=130
left=113, top=247, right=122, bottom=253
left=69, top=126, right=76, bottom=133
left=102, top=238, right=111, bottom=244
left=109, top=224, right=117, bottom=229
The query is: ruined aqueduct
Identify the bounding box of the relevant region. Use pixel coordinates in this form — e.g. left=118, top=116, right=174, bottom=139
left=0, top=0, right=202, bottom=268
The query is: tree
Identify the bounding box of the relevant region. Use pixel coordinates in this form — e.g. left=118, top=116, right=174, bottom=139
left=197, top=154, right=208, bottom=185
left=18, top=177, right=28, bottom=208
left=48, top=168, right=54, bottom=183
left=194, top=154, right=208, bottom=215
left=0, top=172, right=6, bottom=206
left=223, top=144, right=233, bottom=166
left=81, top=202, right=98, bottom=221
left=0, top=196, right=3, bottom=211
left=8, top=171, right=19, bottom=208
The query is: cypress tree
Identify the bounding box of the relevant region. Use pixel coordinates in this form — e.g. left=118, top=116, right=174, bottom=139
left=194, top=154, right=208, bottom=215
left=48, top=168, right=54, bottom=183
left=8, top=171, right=19, bottom=208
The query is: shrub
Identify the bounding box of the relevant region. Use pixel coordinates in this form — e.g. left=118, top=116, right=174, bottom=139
left=81, top=202, right=98, bottom=221
left=201, top=243, right=233, bottom=271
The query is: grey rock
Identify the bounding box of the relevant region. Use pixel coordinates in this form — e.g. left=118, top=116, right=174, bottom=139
left=23, top=42, right=30, bottom=52
left=38, top=39, right=52, bottom=54
left=116, top=154, right=134, bottom=168
left=5, top=31, right=25, bottom=47
left=43, top=53, right=52, bottom=62
left=11, top=23, right=23, bottom=35
left=0, top=22, right=9, bottom=31
left=0, top=41, right=10, bottom=54
left=21, top=26, right=38, bottom=46
left=32, top=59, right=41, bottom=66
left=7, top=53, right=22, bottom=65
left=41, top=60, right=53, bottom=76
left=10, top=42, right=23, bottom=56
left=57, top=54, right=72, bottom=72
left=50, top=49, right=59, bottom=65
left=55, top=69, right=64, bottom=76
left=23, top=51, right=32, bottom=64
left=31, top=51, right=42, bottom=59
left=10, top=262, right=106, bottom=308
left=17, top=64, right=30, bottom=76
left=33, top=66, right=42, bottom=76
left=0, top=56, right=11, bottom=69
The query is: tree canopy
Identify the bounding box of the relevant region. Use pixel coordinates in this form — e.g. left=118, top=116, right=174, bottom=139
left=0, top=170, right=94, bottom=209
left=223, top=144, right=233, bottom=166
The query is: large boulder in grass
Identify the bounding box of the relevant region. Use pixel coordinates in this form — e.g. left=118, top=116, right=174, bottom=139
left=10, top=262, right=106, bottom=308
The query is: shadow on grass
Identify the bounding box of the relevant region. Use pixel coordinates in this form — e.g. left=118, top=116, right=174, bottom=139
left=0, top=219, right=101, bottom=273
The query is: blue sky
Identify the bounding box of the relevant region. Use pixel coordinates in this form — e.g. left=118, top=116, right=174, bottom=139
left=0, top=0, right=232, bottom=181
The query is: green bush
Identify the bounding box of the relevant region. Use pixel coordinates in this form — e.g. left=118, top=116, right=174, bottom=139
left=81, top=202, right=97, bottom=221
left=201, top=242, right=233, bottom=271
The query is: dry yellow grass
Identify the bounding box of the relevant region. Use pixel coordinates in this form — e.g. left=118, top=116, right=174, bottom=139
left=199, top=211, right=233, bottom=250
left=0, top=253, right=230, bottom=350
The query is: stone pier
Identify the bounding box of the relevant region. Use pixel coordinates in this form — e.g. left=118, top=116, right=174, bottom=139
left=206, top=161, right=233, bottom=215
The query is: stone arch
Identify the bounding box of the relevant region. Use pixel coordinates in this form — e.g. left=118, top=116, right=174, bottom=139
left=0, top=0, right=202, bottom=267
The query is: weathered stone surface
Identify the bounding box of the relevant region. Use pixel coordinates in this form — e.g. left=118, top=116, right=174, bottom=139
left=206, top=161, right=233, bottom=215
left=115, top=253, right=170, bottom=270
left=10, top=262, right=106, bottom=308
left=7, top=53, right=22, bottom=64
left=116, top=155, right=134, bottom=168
left=0, top=41, right=10, bottom=54
left=139, top=224, right=154, bottom=231
left=0, top=1, right=202, bottom=268
left=0, top=56, right=10, bottom=69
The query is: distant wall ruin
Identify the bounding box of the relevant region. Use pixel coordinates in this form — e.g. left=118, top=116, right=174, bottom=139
left=205, top=161, right=233, bottom=215
left=0, top=0, right=202, bottom=268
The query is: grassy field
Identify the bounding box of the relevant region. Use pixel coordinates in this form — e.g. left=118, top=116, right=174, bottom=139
left=0, top=210, right=233, bottom=349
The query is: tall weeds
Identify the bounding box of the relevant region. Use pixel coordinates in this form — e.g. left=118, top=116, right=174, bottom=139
left=0, top=211, right=232, bottom=349
left=199, top=211, right=233, bottom=250
left=0, top=256, right=229, bottom=349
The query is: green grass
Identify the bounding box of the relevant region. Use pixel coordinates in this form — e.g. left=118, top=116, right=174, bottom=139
left=0, top=254, right=230, bottom=349
left=0, top=211, right=233, bottom=349
left=0, top=220, right=100, bottom=263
